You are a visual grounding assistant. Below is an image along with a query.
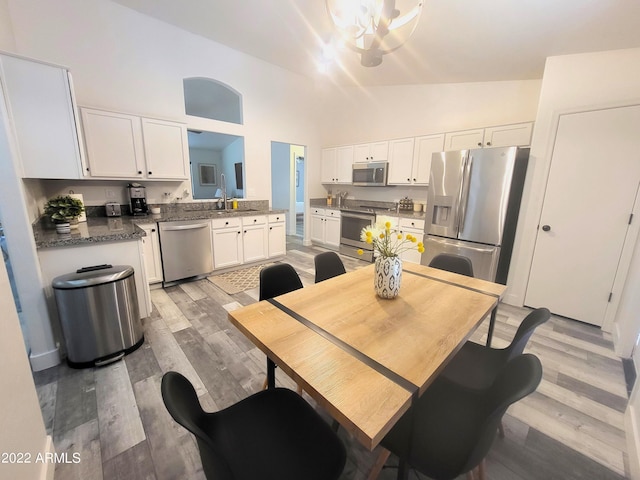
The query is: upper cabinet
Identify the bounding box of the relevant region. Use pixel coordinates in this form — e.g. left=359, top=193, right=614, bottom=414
left=321, top=146, right=353, bottom=184
left=444, top=122, right=533, bottom=151
left=387, top=134, right=444, bottom=186
left=354, top=141, right=389, bottom=163
left=0, top=53, right=85, bottom=179
left=80, top=107, right=189, bottom=180
left=482, top=123, right=533, bottom=148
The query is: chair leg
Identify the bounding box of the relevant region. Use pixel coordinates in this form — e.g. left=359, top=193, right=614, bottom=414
left=478, top=459, right=487, bottom=480
left=296, top=383, right=303, bottom=395
left=366, top=448, right=391, bottom=480
left=467, top=470, right=476, bottom=480
left=498, top=420, right=505, bottom=438
left=262, top=376, right=268, bottom=390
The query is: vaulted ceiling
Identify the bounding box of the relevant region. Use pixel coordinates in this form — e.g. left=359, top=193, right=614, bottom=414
left=112, top=0, right=640, bottom=86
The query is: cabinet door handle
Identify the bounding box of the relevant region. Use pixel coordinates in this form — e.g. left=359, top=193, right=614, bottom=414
left=542, top=225, right=551, bottom=232
left=148, top=171, right=152, bottom=175
left=269, top=227, right=273, bottom=230
left=486, top=141, right=492, bottom=146
left=137, top=170, right=142, bottom=174
left=477, top=142, right=482, bottom=147
left=151, top=228, right=156, bottom=232
left=413, top=178, right=416, bottom=182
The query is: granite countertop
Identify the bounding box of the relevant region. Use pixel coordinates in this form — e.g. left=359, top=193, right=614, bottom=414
left=34, top=208, right=286, bottom=249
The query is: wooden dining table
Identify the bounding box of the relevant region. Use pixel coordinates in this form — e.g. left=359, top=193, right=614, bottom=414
left=227, top=262, right=507, bottom=454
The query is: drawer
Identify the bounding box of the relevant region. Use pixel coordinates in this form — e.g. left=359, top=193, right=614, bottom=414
left=242, top=215, right=267, bottom=226
left=211, top=217, right=241, bottom=229
left=269, top=213, right=285, bottom=223
left=311, top=208, right=325, bottom=216
left=399, top=218, right=425, bottom=230
left=325, top=209, right=341, bottom=218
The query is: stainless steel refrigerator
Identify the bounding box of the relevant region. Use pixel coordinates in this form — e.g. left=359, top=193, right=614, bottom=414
left=420, top=146, right=529, bottom=283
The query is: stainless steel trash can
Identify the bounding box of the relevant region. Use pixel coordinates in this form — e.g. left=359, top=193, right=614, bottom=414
left=52, top=264, right=143, bottom=368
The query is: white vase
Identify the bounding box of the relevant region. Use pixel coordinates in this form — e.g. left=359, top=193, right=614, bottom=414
left=55, top=222, right=71, bottom=234
left=374, top=256, right=403, bottom=299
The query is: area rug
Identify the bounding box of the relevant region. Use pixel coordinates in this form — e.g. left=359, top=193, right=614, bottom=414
left=208, top=263, right=273, bottom=295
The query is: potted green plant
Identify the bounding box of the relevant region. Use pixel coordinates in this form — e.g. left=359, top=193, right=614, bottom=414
left=44, top=195, right=85, bottom=234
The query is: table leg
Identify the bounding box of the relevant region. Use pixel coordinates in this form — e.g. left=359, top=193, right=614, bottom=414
left=266, top=358, right=276, bottom=389
left=486, top=307, right=497, bottom=347
left=397, top=459, right=409, bottom=480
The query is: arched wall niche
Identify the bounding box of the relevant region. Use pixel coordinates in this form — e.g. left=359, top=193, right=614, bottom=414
left=183, top=77, right=243, bottom=124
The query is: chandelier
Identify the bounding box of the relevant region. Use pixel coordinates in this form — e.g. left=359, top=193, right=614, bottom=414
left=325, top=0, right=423, bottom=67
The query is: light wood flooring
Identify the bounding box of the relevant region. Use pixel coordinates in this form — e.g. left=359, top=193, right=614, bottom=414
left=34, top=237, right=631, bottom=480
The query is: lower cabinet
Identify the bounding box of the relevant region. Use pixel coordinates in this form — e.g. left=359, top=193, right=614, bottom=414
left=242, top=215, right=268, bottom=263
left=310, top=208, right=341, bottom=248
left=399, top=218, right=425, bottom=265
left=140, top=223, right=163, bottom=284
left=212, top=217, right=243, bottom=269
left=268, top=214, right=286, bottom=257
left=211, top=214, right=285, bottom=270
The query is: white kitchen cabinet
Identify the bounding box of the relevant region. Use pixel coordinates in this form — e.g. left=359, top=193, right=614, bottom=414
left=325, top=213, right=341, bottom=248
left=483, top=122, right=533, bottom=147
left=310, top=208, right=326, bottom=244
left=141, top=118, right=190, bottom=179
left=385, top=134, right=445, bottom=186
left=388, top=135, right=445, bottom=186
left=322, top=146, right=352, bottom=184
left=211, top=217, right=243, bottom=269
left=80, top=107, right=189, bottom=180
left=321, top=148, right=337, bottom=183
left=354, top=141, right=389, bottom=163
left=311, top=208, right=341, bottom=248
left=335, top=146, right=354, bottom=183
left=268, top=213, right=286, bottom=257
left=444, top=128, right=485, bottom=151
left=398, top=218, right=425, bottom=265
left=140, top=223, right=163, bottom=284
left=444, top=123, right=533, bottom=150
left=411, top=134, right=445, bottom=185
left=0, top=53, right=85, bottom=179
left=242, top=215, right=268, bottom=263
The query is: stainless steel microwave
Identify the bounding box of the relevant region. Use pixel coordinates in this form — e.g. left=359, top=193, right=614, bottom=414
left=352, top=162, right=388, bottom=186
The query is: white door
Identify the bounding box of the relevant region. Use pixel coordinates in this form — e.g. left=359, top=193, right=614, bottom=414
left=525, top=105, right=640, bottom=326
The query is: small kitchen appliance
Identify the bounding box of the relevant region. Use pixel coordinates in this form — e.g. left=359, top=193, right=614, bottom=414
left=105, top=202, right=121, bottom=217
left=352, top=162, right=388, bottom=186
left=127, top=183, right=148, bottom=216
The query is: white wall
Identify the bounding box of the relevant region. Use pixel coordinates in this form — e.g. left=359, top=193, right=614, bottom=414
left=318, top=80, right=541, bottom=145
left=0, top=241, right=54, bottom=480
left=0, top=0, right=15, bottom=52
left=7, top=0, right=324, bottom=203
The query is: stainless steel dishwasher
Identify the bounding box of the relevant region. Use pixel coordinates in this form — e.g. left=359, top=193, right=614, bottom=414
left=158, top=220, right=213, bottom=285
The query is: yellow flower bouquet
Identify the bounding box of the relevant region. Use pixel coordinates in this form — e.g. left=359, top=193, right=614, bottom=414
left=357, top=216, right=425, bottom=258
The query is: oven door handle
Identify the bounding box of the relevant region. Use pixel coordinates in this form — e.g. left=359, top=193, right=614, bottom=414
left=342, top=213, right=375, bottom=222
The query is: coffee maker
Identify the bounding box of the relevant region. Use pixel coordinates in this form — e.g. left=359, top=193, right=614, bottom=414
left=127, top=183, right=148, bottom=215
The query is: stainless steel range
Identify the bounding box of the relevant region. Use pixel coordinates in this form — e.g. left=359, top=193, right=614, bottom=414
left=339, top=209, right=376, bottom=261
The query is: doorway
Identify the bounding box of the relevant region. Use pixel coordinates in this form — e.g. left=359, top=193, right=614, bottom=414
left=271, top=142, right=305, bottom=237
left=525, top=105, right=640, bottom=326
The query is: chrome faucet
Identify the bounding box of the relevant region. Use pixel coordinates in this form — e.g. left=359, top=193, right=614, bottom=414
left=220, top=173, right=228, bottom=210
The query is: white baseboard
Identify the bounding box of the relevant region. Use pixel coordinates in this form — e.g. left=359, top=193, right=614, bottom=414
left=30, top=347, right=60, bottom=372
left=626, top=405, right=640, bottom=479
left=501, top=292, right=522, bottom=307
left=302, top=239, right=312, bottom=246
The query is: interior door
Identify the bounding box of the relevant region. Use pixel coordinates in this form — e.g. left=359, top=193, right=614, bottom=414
left=525, top=105, right=640, bottom=326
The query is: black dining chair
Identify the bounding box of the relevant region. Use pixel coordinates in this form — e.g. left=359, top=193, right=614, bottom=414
left=439, top=307, right=550, bottom=439
left=428, top=253, right=474, bottom=277
left=259, top=263, right=304, bottom=393
left=439, top=307, right=550, bottom=391
left=369, top=354, right=543, bottom=480
left=314, top=251, right=347, bottom=283
left=161, top=371, right=346, bottom=480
